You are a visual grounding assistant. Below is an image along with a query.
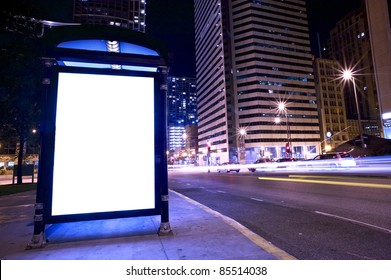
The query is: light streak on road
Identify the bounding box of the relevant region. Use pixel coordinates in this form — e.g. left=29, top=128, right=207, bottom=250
left=258, top=176, right=391, bottom=189
left=167, top=155, right=391, bottom=174
left=288, top=174, right=387, bottom=181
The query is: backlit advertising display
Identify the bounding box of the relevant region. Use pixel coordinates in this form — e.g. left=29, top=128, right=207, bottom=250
left=43, top=69, right=160, bottom=222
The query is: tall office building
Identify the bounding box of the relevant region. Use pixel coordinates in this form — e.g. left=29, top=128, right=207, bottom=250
left=327, top=4, right=382, bottom=137
left=167, top=77, right=198, bottom=127
left=314, top=58, right=349, bottom=152
left=73, top=0, right=147, bottom=32
left=366, top=0, right=391, bottom=139
left=194, top=0, right=320, bottom=164
left=167, top=77, right=197, bottom=151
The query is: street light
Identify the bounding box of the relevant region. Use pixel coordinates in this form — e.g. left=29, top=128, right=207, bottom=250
left=342, top=69, right=365, bottom=150
left=182, top=132, right=187, bottom=144
left=182, top=132, right=188, bottom=151
left=278, top=102, right=286, bottom=112
left=237, top=127, right=247, bottom=164
left=277, top=102, right=292, bottom=156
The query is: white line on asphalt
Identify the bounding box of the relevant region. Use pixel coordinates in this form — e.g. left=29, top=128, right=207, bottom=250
left=0, top=204, right=34, bottom=210
left=251, top=198, right=264, bottom=202
left=315, top=211, right=391, bottom=234
left=217, top=190, right=226, bottom=193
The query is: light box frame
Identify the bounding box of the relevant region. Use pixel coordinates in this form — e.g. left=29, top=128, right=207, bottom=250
left=40, top=66, right=162, bottom=224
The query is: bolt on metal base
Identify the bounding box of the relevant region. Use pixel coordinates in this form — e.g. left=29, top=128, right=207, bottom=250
left=26, top=233, right=47, bottom=250
left=158, top=222, right=173, bottom=236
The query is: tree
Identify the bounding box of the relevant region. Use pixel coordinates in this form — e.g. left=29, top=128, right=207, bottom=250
left=0, top=30, right=43, bottom=184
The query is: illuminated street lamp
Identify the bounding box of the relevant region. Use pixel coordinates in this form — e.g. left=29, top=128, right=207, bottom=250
left=182, top=132, right=187, bottom=150
left=277, top=102, right=292, bottom=156
left=239, top=128, right=246, bottom=137
left=278, top=102, right=285, bottom=112
left=237, top=127, right=247, bottom=163
left=342, top=69, right=365, bottom=150
left=182, top=132, right=187, bottom=146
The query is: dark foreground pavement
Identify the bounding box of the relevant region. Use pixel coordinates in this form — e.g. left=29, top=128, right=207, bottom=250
left=0, top=187, right=293, bottom=260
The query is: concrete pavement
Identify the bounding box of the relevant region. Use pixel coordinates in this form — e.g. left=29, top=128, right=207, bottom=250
left=0, top=181, right=294, bottom=260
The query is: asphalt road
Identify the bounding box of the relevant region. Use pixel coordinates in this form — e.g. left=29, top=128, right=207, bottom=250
left=169, top=169, right=391, bottom=260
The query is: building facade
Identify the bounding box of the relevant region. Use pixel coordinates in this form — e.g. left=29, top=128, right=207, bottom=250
left=73, top=0, right=147, bottom=32
left=167, top=76, right=197, bottom=151
left=167, top=77, right=197, bottom=127
left=314, top=58, right=349, bottom=152
left=194, top=0, right=320, bottom=164
left=327, top=4, right=382, bottom=138
left=365, top=0, right=391, bottom=139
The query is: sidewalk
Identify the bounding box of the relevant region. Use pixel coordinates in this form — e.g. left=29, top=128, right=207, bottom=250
left=0, top=174, right=37, bottom=185
left=0, top=187, right=293, bottom=260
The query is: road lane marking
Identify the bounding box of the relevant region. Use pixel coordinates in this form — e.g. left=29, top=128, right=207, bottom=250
left=170, top=190, right=296, bottom=260
left=251, top=198, right=264, bottom=202
left=0, top=204, right=34, bottom=210
left=315, top=211, right=391, bottom=234
left=289, top=175, right=356, bottom=179
left=289, top=174, right=388, bottom=181
left=258, top=177, right=391, bottom=189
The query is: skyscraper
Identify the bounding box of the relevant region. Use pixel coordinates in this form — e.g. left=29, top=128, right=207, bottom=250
left=327, top=4, right=382, bottom=138
left=194, top=0, right=320, bottom=164
left=167, top=76, right=197, bottom=151
left=366, top=0, right=391, bottom=139
left=314, top=58, right=349, bottom=152
left=73, top=0, right=147, bottom=32
left=167, top=77, right=197, bottom=127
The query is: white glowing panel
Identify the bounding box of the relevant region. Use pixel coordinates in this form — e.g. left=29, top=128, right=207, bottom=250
left=52, top=72, right=155, bottom=216
left=382, top=112, right=391, bottom=120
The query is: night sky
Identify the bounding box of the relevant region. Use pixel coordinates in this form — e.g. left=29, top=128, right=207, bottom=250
left=3, top=0, right=363, bottom=77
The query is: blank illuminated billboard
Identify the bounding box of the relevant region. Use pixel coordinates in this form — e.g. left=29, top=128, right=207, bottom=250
left=51, top=72, right=155, bottom=216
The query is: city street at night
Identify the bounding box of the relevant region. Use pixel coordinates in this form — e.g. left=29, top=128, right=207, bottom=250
left=1, top=1, right=391, bottom=279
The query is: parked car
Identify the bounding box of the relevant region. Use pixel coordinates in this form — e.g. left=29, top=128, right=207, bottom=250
left=274, top=157, right=297, bottom=168
left=217, top=162, right=240, bottom=173
left=308, top=152, right=356, bottom=168
left=248, top=158, right=273, bottom=172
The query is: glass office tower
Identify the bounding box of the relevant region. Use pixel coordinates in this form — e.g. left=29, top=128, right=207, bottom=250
left=194, top=0, right=320, bottom=164
left=73, top=0, right=147, bottom=32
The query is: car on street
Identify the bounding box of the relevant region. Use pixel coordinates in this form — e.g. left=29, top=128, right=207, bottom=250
left=248, top=158, right=273, bottom=172
left=274, top=157, right=297, bottom=168
left=307, top=152, right=356, bottom=168
left=217, top=162, right=240, bottom=173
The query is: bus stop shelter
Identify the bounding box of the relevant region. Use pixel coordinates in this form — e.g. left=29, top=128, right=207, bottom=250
left=28, top=24, right=171, bottom=248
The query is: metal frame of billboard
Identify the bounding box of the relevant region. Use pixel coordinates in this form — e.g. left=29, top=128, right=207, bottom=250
left=28, top=25, right=171, bottom=249
left=43, top=66, right=162, bottom=223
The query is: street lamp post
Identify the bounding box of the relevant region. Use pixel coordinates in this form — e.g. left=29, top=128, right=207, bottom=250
left=238, top=128, right=246, bottom=164
left=182, top=132, right=187, bottom=148
left=342, top=69, right=365, bottom=151
left=277, top=102, right=292, bottom=156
